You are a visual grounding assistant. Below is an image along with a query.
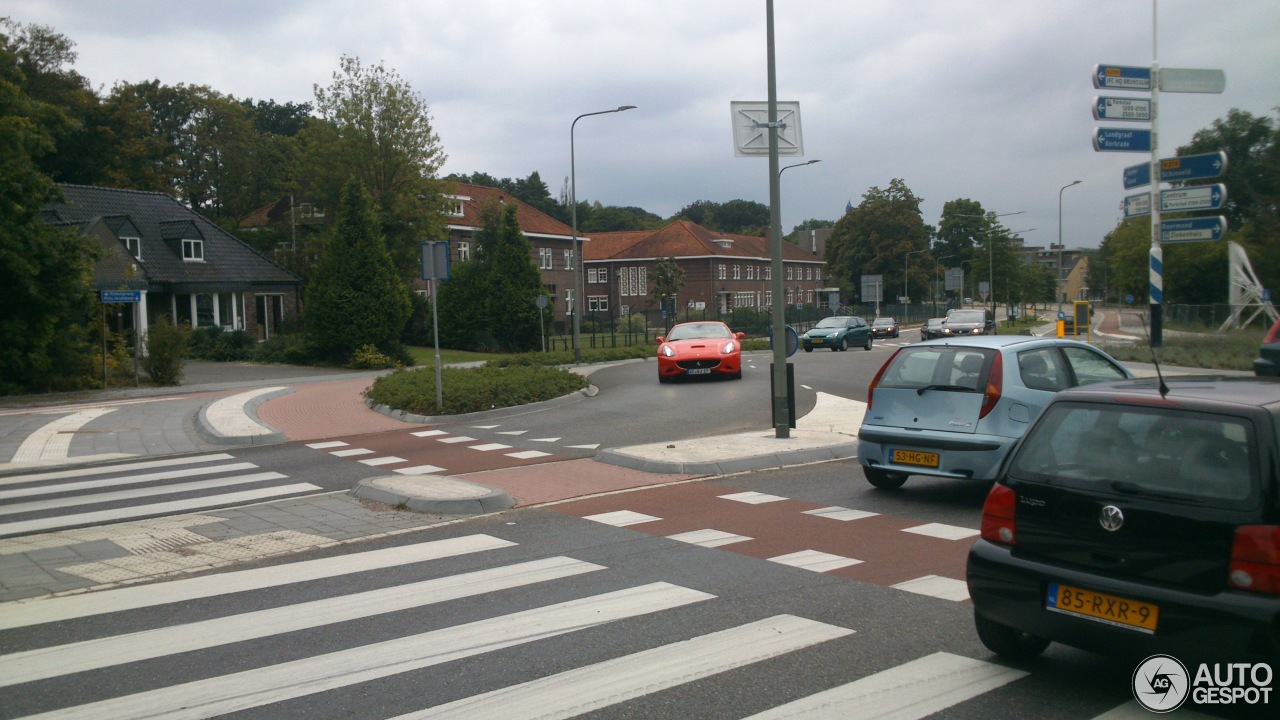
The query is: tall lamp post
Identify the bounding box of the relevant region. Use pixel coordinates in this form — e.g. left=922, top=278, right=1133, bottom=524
left=571, top=105, right=636, bottom=363
left=955, top=211, right=1024, bottom=317
left=1057, top=180, right=1083, bottom=310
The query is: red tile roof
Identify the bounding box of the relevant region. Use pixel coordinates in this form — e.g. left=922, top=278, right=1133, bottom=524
left=587, top=220, right=821, bottom=262
left=446, top=183, right=576, bottom=238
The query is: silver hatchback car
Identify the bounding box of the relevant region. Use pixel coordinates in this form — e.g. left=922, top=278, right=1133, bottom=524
left=857, top=336, right=1133, bottom=489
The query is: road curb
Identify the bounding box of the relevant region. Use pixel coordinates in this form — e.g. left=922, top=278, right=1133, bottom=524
left=350, top=475, right=515, bottom=514
left=595, top=439, right=859, bottom=476
left=196, top=387, right=292, bottom=446
left=364, top=384, right=596, bottom=424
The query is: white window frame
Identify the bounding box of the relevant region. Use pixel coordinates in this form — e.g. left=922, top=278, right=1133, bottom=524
left=588, top=295, right=608, bottom=311
left=539, top=247, right=554, bottom=270
left=445, top=196, right=465, bottom=217
left=732, top=265, right=741, bottom=280
left=182, top=238, right=204, bottom=262
left=457, top=241, right=470, bottom=262
left=786, top=266, right=793, bottom=281
left=565, top=288, right=575, bottom=315
left=122, top=236, right=141, bottom=260
left=717, top=264, right=726, bottom=280
left=764, top=265, right=772, bottom=280
left=638, top=267, right=647, bottom=296
left=564, top=249, right=575, bottom=270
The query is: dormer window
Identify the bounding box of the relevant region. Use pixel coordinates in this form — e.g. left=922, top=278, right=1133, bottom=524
left=183, top=238, right=204, bottom=261
left=121, top=236, right=141, bottom=261
left=445, top=196, right=467, bottom=217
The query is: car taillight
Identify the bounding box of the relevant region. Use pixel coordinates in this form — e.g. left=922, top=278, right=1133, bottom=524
left=980, top=483, right=1017, bottom=545
left=1228, top=525, right=1280, bottom=595
left=865, top=348, right=903, bottom=413
left=978, top=352, right=1003, bottom=419
left=1264, top=320, right=1280, bottom=345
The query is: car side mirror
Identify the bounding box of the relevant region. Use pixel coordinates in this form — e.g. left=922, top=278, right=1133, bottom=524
left=735, top=332, right=745, bottom=340
left=655, top=336, right=665, bottom=344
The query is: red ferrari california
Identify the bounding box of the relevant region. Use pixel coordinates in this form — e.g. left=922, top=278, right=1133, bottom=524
left=655, top=321, right=745, bottom=383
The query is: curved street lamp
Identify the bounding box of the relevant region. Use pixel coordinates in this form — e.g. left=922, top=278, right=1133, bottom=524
left=571, top=105, right=636, bottom=363
left=1057, top=180, right=1083, bottom=309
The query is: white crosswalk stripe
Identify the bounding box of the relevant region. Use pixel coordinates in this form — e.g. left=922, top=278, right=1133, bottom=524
left=0, top=455, right=319, bottom=539
left=1, top=530, right=1107, bottom=719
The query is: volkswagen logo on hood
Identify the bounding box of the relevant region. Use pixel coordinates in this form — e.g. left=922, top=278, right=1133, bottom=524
left=1099, top=505, right=1125, bottom=532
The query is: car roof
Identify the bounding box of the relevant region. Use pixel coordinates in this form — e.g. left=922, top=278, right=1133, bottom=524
left=911, top=335, right=1077, bottom=349
left=1057, top=376, right=1280, bottom=410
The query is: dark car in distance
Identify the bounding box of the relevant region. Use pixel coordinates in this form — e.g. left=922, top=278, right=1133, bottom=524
left=943, top=308, right=995, bottom=336
left=870, top=317, right=899, bottom=338
left=1256, top=318, right=1280, bottom=377
left=920, top=317, right=947, bottom=341
left=801, top=315, right=873, bottom=352
left=967, top=377, right=1280, bottom=665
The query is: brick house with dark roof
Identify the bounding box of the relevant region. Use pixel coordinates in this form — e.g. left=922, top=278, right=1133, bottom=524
left=583, top=220, right=828, bottom=319
left=42, top=185, right=302, bottom=342
left=441, top=182, right=583, bottom=333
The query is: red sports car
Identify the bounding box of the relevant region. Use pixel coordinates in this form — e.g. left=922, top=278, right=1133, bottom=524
left=656, top=321, right=745, bottom=383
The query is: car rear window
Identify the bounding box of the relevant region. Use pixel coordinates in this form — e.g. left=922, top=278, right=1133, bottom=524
left=1009, top=401, right=1260, bottom=509
left=877, top=346, right=992, bottom=391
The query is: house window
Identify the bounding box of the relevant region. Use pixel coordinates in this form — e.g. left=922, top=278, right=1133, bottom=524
left=806, top=267, right=813, bottom=281
left=565, top=288, right=575, bottom=315
left=588, top=295, right=608, bottom=311
left=539, top=247, right=554, bottom=269
left=445, top=196, right=465, bottom=217
left=182, top=238, right=204, bottom=261
left=457, top=241, right=470, bottom=262
left=638, top=267, right=647, bottom=296
left=564, top=249, right=574, bottom=270
left=746, top=265, right=754, bottom=280
left=122, top=236, right=141, bottom=260
left=786, top=266, right=793, bottom=280
left=732, top=265, right=741, bottom=280
left=806, top=290, right=814, bottom=304
left=764, top=265, right=771, bottom=280
left=786, top=287, right=794, bottom=305
left=717, top=264, right=726, bottom=280
left=765, top=290, right=772, bottom=307
left=734, top=291, right=754, bottom=308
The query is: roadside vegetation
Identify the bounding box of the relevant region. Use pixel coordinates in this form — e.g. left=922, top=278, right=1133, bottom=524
left=365, top=364, right=589, bottom=416
left=1098, top=326, right=1262, bottom=372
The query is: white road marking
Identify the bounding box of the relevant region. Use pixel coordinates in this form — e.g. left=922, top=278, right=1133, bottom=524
left=891, top=575, right=971, bottom=602
left=768, top=549, right=863, bottom=573
left=743, top=651, right=1026, bottom=719
left=720, top=491, right=788, bottom=504
left=358, top=456, right=406, bottom=466
left=411, top=430, right=447, bottom=437
left=0, top=454, right=236, bottom=486
left=468, top=443, right=511, bottom=452
left=399, top=615, right=853, bottom=720
left=29, top=583, right=714, bottom=720
left=666, top=529, right=753, bottom=548
left=438, top=435, right=476, bottom=444
left=902, top=522, right=980, bottom=541
left=11, top=408, right=117, bottom=464
left=0, top=472, right=287, bottom=516
left=330, top=448, right=374, bottom=457
left=0, top=557, right=604, bottom=687
left=0, top=534, right=517, bottom=630
left=394, top=465, right=448, bottom=475
left=803, top=506, right=879, bottom=521
left=0, top=462, right=259, bottom=500
left=305, top=441, right=347, bottom=449
left=582, top=510, right=661, bottom=527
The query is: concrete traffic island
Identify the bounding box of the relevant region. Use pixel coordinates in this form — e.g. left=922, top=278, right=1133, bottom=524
left=351, top=475, right=515, bottom=514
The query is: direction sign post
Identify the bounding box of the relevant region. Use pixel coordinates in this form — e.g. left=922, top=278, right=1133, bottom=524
left=1094, top=64, right=1152, bottom=91
left=1094, top=128, right=1152, bottom=153
left=1159, top=151, right=1228, bottom=182
left=1124, top=162, right=1151, bottom=189
left=1094, top=96, right=1151, bottom=122
left=1160, top=216, right=1228, bottom=244
left=1160, top=184, right=1227, bottom=213
left=1124, top=192, right=1151, bottom=218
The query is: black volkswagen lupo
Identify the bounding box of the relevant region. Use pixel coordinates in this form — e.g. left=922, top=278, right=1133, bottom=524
left=968, top=376, right=1280, bottom=665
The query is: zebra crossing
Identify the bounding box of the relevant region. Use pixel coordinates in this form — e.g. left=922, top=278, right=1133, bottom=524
left=0, top=531, right=1174, bottom=719
left=0, top=453, right=320, bottom=538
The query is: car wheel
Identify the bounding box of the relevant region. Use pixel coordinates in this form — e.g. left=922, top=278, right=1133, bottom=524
left=803, top=346, right=813, bottom=353
left=836, top=337, right=848, bottom=351
left=864, top=466, right=908, bottom=489
left=974, top=611, right=1049, bottom=662
left=658, top=374, right=671, bottom=384
left=731, top=371, right=742, bottom=380
left=864, top=336, right=873, bottom=351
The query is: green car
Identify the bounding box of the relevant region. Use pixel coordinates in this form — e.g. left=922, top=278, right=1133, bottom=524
left=801, top=315, right=873, bottom=352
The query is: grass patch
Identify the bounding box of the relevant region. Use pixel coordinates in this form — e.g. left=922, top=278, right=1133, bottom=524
left=1098, top=327, right=1262, bottom=372
left=366, top=364, right=589, bottom=416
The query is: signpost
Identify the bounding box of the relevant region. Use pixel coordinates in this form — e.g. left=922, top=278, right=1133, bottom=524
left=1123, top=162, right=1151, bottom=189
left=1159, top=68, right=1226, bottom=94
left=1159, top=184, right=1226, bottom=213
left=420, top=241, right=450, bottom=409
left=1093, top=128, right=1152, bottom=152
left=1159, top=151, right=1228, bottom=182
left=1124, top=192, right=1151, bottom=218
left=1094, top=96, right=1151, bottom=122
left=1094, top=64, right=1152, bottom=91
left=1160, top=216, right=1228, bottom=244
left=101, top=290, right=141, bottom=304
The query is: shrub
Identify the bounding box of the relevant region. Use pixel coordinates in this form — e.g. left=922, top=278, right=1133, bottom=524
left=252, top=333, right=317, bottom=365
left=366, top=364, right=588, bottom=416
left=189, top=326, right=256, bottom=361
left=142, top=316, right=190, bottom=386
left=347, top=344, right=401, bottom=370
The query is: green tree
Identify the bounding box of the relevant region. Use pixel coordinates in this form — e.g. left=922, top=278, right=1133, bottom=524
left=650, top=256, right=686, bottom=311
left=0, top=31, right=99, bottom=393
left=671, top=199, right=770, bottom=234
left=484, top=205, right=546, bottom=352
left=309, top=55, right=448, bottom=280
left=785, top=218, right=834, bottom=246
left=304, top=179, right=411, bottom=363
left=824, top=179, right=929, bottom=303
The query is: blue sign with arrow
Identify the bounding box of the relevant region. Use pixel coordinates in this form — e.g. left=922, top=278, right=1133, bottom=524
left=1124, top=162, right=1151, bottom=189
left=1094, top=64, right=1152, bottom=91
left=1160, top=184, right=1227, bottom=213
left=1160, top=151, right=1228, bottom=182
left=1160, top=216, right=1228, bottom=244
left=1094, top=127, right=1152, bottom=153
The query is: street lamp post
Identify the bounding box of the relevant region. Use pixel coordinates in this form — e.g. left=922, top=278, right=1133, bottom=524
left=1057, top=180, right=1083, bottom=310
left=571, top=105, right=636, bottom=363
left=954, top=211, right=1024, bottom=318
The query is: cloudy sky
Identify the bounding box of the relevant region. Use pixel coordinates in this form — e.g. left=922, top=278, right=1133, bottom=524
left=11, top=0, right=1279, bottom=250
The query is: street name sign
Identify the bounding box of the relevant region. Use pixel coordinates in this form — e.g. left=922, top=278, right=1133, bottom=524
left=100, top=290, right=141, bottom=303
left=1124, top=162, right=1151, bottom=189
left=1124, top=192, right=1151, bottom=218
left=1160, top=151, right=1228, bottom=182
left=1094, top=127, right=1152, bottom=153
left=1160, top=184, right=1227, bottom=213
left=1094, top=64, right=1152, bottom=91
left=1094, top=96, right=1151, bottom=122
left=1160, top=68, right=1226, bottom=94
left=1161, top=216, right=1227, bottom=244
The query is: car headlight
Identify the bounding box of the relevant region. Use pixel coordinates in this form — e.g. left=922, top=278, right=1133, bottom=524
left=721, top=341, right=736, bottom=354
left=661, top=345, right=675, bottom=357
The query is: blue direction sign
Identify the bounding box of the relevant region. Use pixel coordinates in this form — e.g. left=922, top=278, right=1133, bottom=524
left=1160, top=184, right=1227, bottom=213
left=1093, top=96, right=1151, bottom=122
left=1094, top=127, right=1152, bottom=153
left=1124, top=192, right=1151, bottom=218
left=1160, top=216, right=1227, bottom=244
left=100, top=290, right=141, bottom=303
left=1094, top=64, right=1152, bottom=91
left=1124, top=162, right=1151, bottom=189
left=1160, top=151, right=1228, bottom=182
